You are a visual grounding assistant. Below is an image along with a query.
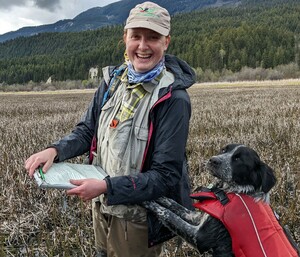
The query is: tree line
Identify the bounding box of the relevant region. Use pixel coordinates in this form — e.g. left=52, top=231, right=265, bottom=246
left=0, top=0, right=299, bottom=85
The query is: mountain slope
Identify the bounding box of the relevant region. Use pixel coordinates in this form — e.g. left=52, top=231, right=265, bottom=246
left=0, top=0, right=239, bottom=42
left=0, top=0, right=299, bottom=84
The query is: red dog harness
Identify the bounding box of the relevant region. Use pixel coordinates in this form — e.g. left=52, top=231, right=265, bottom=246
left=191, top=191, right=298, bottom=257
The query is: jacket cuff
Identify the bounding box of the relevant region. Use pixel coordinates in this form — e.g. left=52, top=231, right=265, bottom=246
left=104, top=176, right=113, bottom=195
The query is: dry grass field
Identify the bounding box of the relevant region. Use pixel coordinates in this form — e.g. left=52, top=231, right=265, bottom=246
left=0, top=80, right=299, bottom=256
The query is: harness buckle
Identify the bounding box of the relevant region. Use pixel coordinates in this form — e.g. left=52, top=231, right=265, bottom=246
left=212, top=188, right=229, bottom=205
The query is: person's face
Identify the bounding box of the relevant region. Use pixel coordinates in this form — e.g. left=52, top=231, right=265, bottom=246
left=124, top=28, right=170, bottom=73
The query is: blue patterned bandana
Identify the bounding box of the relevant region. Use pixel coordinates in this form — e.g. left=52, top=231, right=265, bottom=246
left=127, top=58, right=165, bottom=84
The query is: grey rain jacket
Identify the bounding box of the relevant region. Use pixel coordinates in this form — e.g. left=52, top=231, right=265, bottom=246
left=51, top=54, right=196, bottom=246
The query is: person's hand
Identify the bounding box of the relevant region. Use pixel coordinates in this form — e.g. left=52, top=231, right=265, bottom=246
left=67, top=179, right=107, bottom=201
left=25, top=148, right=57, bottom=177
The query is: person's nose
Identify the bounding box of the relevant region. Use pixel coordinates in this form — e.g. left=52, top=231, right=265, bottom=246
left=138, top=37, right=149, bottom=50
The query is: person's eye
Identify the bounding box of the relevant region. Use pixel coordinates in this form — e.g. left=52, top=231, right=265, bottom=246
left=147, top=33, right=161, bottom=41
left=131, top=34, right=140, bottom=40
left=150, top=35, right=160, bottom=40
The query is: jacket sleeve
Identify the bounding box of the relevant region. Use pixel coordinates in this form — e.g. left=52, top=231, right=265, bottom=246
left=105, top=89, right=191, bottom=205
left=50, top=81, right=106, bottom=162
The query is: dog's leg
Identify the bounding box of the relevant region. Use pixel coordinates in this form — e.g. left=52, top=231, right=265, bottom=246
left=143, top=201, right=233, bottom=256
left=143, top=201, right=201, bottom=249
left=156, top=197, right=202, bottom=225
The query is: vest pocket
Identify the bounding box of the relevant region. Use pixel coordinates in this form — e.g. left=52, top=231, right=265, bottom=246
left=134, top=126, right=148, bottom=140
left=107, top=119, right=132, bottom=175
left=130, top=126, right=148, bottom=172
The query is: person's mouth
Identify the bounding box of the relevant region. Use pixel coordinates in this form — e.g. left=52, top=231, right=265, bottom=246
left=136, top=53, right=152, bottom=59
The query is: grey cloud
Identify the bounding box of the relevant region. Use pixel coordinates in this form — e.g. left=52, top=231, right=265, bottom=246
left=0, top=0, right=27, bottom=9
left=33, top=0, right=61, bottom=11
left=0, top=0, right=60, bottom=10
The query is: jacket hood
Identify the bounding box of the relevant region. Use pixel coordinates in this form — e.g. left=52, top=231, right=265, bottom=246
left=165, top=54, right=196, bottom=90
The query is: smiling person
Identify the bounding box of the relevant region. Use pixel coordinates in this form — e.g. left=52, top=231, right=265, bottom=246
left=25, top=2, right=196, bottom=257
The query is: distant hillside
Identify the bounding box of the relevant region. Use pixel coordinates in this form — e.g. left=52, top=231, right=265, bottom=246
left=0, top=0, right=299, bottom=84
left=0, top=0, right=239, bottom=43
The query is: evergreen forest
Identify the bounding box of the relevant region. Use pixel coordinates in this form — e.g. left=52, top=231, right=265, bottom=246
left=0, top=0, right=299, bottom=85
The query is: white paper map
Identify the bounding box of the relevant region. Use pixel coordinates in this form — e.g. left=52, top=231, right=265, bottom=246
left=33, top=162, right=108, bottom=189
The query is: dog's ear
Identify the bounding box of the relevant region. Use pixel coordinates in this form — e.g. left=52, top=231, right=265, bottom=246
left=259, top=162, right=277, bottom=193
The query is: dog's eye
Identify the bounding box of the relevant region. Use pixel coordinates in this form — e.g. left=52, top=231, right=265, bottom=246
left=233, top=155, right=240, bottom=161
left=221, top=148, right=226, bottom=153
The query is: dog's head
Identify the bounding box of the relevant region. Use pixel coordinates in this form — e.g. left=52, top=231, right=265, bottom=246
left=206, top=144, right=276, bottom=195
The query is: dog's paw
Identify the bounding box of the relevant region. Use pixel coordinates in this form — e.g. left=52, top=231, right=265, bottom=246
left=156, top=197, right=176, bottom=207
left=142, top=200, right=160, bottom=210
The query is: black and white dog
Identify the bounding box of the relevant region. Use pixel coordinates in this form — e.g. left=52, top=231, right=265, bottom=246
left=143, top=144, right=299, bottom=257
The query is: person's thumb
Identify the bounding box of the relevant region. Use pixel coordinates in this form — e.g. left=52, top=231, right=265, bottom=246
left=69, top=179, right=84, bottom=186
left=42, top=160, right=53, bottom=173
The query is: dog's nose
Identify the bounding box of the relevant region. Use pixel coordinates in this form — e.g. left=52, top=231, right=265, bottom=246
left=209, top=156, right=221, bottom=166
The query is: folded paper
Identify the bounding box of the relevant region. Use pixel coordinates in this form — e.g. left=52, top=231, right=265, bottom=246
left=34, top=163, right=107, bottom=190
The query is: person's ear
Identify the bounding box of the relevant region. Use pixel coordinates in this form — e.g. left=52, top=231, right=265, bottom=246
left=123, top=31, right=128, bottom=44
left=164, top=35, right=171, bottom=51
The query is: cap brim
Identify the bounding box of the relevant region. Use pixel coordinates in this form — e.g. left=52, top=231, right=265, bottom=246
left=124, top=21, right=169, bottom=36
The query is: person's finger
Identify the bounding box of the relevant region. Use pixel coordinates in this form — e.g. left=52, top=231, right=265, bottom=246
left=24, top=158, right=30, bottom=166
left=28, top=159, right=43, bottom=177
left=66, top=185, right=82, bottom=196
left=24, top=157, right=34, bottom=170
left=27, top=162, right=37, bottom=177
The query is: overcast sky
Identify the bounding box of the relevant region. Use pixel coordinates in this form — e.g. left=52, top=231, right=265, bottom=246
left=0, top=0, right=119, bottom=35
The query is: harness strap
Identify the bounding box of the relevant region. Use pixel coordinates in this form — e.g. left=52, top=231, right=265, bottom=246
left=190, top=187, right=229, bottom=206
left=101, top=64, right=127, bottom=107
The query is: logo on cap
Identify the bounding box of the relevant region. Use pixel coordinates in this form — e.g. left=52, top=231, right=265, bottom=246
left=138, top=7, right=159, bottom=18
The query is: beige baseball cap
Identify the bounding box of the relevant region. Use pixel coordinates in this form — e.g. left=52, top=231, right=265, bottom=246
left=124, top=1, right=171, bottom=36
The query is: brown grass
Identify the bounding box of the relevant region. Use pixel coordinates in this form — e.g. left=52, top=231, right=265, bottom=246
left=0, top=81, right=299, bottom=256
